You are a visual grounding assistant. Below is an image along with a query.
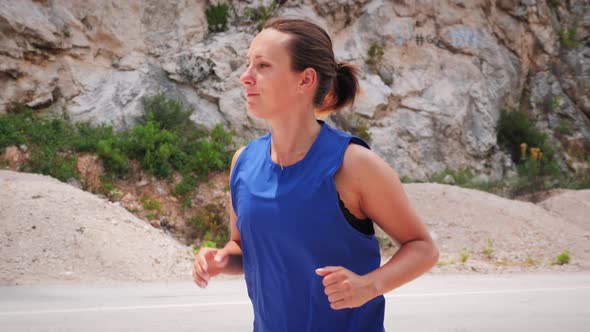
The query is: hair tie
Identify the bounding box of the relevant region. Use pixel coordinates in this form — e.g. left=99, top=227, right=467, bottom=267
left=335, top=63, right=342, bottom=70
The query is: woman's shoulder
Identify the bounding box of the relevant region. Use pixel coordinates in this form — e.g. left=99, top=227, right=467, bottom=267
left=230, top=132, right=271, bottom=173
left=340, top=141, right=398, bottom=190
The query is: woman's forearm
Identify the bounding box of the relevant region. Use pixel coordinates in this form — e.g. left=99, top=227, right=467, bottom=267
left=365, top=239, right=439, bottom=298
left=222, top=240, right=244, bottom=275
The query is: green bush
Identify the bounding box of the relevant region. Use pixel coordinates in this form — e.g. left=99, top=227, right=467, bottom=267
left=556, top=119, right=572, bottom=136
left=0, top=96, right=233, bottom=184
left=123, top=121, right=180, bottom=179
left=97, top=138, right=129, bottom=176
left=0, top=106, right=81, bottom=181
left=400, top=175, right=413, bottom=183
left=0, top=107, right=77, bottom=152
left=74, top=122, right=117, bottom=152
left=174, top=173, right=197, bottom=198
left=366, top=41, right=385, bottom=72
left=244, top=1, right=278, bottom=32
left=141, top=195, right=162, bottom=213
left=141, top=92, right=194, bottom=133
left=559, top=26, right=578, bottom=49
left=548, top=95, right=561, bottom=113
left=460, top=248, right=472, bottom=264
left=24, top=146, right=79, bottom=182
left=481, top=237, right=494, bottom=259
left=497, top=108, right=559, bottom=177
left=188, top=203, right=230, bottom=248
left=0, top=106, right=30, bottom=149
left=430, top=167, right=475, bottom=186
left=552, top=250, right=571, bottom=265
left=206, top=3, right=231, bottom=33
left=561, top=156, right=590, bottom=189
left=343, top=112, right=372, bottom=143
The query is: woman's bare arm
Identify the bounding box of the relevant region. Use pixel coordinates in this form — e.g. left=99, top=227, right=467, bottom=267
left=221, top=146, right=246, bottom=275
left=341, top=143, right=439, bottom=298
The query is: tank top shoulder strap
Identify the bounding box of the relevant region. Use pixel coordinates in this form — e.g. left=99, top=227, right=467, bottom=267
left=231, top=133, right=269, bottom=170
left=318, top=119, right=372, bottom=176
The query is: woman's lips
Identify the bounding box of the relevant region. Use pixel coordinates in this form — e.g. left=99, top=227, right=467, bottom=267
left=246, top=93, right=259, bottom=98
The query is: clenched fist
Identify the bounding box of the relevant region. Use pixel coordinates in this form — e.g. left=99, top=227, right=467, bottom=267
left=193, top=247, right=230, bottom=288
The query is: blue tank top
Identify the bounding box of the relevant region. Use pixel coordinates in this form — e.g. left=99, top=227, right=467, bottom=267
left=230, top=119, right=385, bottom=332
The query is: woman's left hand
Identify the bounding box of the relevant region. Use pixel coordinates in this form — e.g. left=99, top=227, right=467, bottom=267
left=315, top=266, right=376, bottom=310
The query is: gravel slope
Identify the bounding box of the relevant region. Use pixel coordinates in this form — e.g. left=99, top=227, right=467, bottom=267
left=1, top=170, right=589, bottom=285
left=0, top=170, right=194, bottom=286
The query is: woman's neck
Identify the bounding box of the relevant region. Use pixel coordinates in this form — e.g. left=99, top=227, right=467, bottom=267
left=268, top=112, right=321, bottom=167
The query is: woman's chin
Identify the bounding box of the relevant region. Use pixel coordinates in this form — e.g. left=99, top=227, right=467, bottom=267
left=246, top=105, right=269, bottom=120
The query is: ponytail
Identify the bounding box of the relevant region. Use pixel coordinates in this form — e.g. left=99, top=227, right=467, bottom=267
left=317, top=62, right=360, bottom=115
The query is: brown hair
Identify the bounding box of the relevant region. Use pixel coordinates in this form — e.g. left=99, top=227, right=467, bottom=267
left=263, top=18, right=360, bottom=115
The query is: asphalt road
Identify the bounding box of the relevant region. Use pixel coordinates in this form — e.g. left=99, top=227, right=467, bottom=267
left=1, top=272, right=589, bottom=331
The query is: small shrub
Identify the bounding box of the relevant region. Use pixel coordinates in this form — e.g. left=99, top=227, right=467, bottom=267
left=552, top=250, right=571, bottom=265
left=201, top=240, right=217, bottom=249
left=141, top=195, right=162, bottom=214
left=366, top=41, right=385, bottom=72
left=565, top=157, right=590, bottom=189
left=497, top=108, right=552, bottom=165
left=25, top=146, right=79, bottom=182
left=0, top=106, right=30, bottom=149
left=460, top=248, right=472, bottom=264
left=188, top=203, right=229, bottom=248
left=97, top=138, right=129, bottom=176
left=400, top=175, right=414, bottom=183
left=481, top=237, right=494, bottom=259
left=525, top=255, right=539, bottom=266
left=244, top=1, right=278, bottom=32
left=436, top=260, right=455, bottom=267
left=181, top=196, right=193, bottom=211
left=206, top=3, right=231, bottom=33
left=556, top=119, right=572, bottom=136
left=123, top=121, right=179, bottom=179
left=141, top=92, right=194, bottom=133
left=99, top=175, right=116, bottom=193
left=497, top=108, right=560, bottom=193
left=73, top=122, right=117, bottom=152
left=559, top=26, right=578, bottom=49
left=344, top=112, right=372, bottom=143
left=430, top=167, right=474, bottom=186
left=174, top=174, right=197, bottom=198
left=183, top=123, right=233, bottom=178
left=548, top=95, right=561, bottom=113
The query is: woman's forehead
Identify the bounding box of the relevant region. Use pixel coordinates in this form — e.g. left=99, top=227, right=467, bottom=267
left=247, top=29, right=291, bottom=61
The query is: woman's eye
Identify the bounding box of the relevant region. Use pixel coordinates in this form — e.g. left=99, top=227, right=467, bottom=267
left=245, top=62, right=268, bottom=69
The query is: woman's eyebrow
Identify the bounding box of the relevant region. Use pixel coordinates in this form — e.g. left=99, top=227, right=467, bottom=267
left=246, top=54, right=270, bottom=61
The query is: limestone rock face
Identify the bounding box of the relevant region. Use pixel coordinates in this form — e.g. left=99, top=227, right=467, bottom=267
left=1, top=0, right=589, bottom=179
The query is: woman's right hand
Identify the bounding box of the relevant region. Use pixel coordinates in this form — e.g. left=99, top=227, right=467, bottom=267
left=193, top=247, right=230, bottom=288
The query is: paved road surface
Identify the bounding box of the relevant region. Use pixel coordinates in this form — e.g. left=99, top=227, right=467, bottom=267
left=1, top=272, right=589, bottom=331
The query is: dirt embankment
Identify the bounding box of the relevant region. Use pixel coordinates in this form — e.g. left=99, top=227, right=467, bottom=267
left=1, top=170, right=589, bottom=286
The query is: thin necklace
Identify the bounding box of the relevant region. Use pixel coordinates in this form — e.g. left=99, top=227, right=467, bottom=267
left=271, top=123, right=320, bottom=171
left=274, top=148, right=306, bottom=171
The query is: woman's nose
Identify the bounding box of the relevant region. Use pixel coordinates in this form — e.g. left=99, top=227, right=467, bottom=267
left=240, top=66, right=254, bottom=86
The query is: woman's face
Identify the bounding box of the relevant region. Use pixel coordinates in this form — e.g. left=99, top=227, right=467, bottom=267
left=240, top=28, right=305, bottom=119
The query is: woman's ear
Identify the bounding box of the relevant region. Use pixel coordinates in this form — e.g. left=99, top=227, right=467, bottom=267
left=298, top=67, right=317, bottom=93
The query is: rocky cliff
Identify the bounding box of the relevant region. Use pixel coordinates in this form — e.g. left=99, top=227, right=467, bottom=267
left=1, top=0, right=589, bottom=180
